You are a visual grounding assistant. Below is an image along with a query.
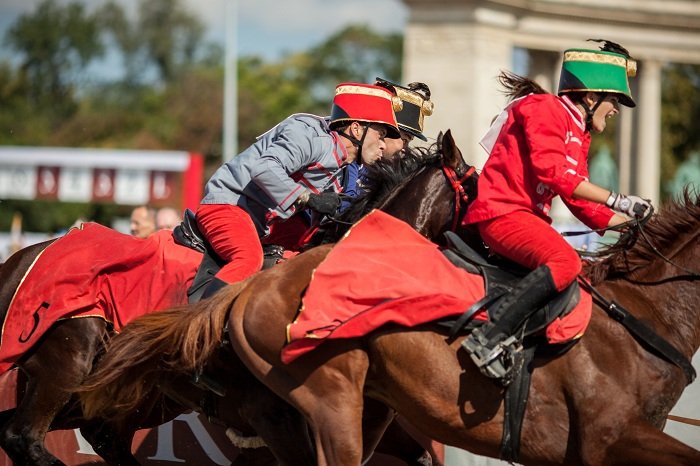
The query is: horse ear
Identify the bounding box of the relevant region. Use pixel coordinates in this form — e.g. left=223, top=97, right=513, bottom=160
left=441, top=129, right=465, bottom=170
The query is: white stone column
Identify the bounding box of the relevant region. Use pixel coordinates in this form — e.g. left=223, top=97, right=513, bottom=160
left=529, top=49, right=559, bottom=93
left=635, top=59, right=662, bottom=204
left=402, top=8, right=513, bottom=169
left=617, top=106, right=633, bottom=194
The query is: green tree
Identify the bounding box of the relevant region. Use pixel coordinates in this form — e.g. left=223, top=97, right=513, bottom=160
left=236, top=25, right=403, bottom=149
left=4, top=0, right=103, bottom=119
left=661, top=63, right=700, bottom=194
left=138, top=0, right=205, bottom=83
left=303, top=25, right=403, bottom=103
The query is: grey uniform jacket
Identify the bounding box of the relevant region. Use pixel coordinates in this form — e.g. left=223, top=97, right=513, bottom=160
left=202, top=113, right=351, bottom=236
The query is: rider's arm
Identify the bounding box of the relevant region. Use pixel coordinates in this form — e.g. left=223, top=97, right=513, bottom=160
left=250, top=118, right=328, bottom=211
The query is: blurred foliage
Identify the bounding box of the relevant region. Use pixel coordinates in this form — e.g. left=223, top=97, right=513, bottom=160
left=661, top=63, right=700, bottom=194
left=5, top=0, right=103, bottom=120
left=0, top=0, right=402, bottom=232
left=2, top=0, right=696, bottom=233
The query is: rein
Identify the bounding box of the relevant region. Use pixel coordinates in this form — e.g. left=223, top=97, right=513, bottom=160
left=442, top=164, right=476, bottom=232
left=635, top=220, right=700, bottom=278
left=668, top=414, right=700, bottom=427
left=577, top=274, right=696, bottom=385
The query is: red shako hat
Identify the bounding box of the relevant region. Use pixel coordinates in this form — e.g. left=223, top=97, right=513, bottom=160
left=330, top=83, right=402, bottom=139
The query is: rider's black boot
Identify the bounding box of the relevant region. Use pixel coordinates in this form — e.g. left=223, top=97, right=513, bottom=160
left=462, top=265, right=558, bottom=379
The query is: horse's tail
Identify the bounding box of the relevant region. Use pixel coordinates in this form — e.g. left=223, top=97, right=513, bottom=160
left=80, top=279, right=249, bottom=420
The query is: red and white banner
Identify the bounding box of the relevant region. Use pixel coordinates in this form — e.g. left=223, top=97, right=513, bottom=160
left=0, top=147, right=204, bottom=209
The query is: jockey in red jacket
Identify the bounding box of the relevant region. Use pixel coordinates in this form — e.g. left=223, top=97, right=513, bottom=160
left=462, top=40, right=652, bottom=380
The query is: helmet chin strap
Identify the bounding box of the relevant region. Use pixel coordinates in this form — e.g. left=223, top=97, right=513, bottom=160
left=581, top=92, right=608, bottom=132
left=338, top=122, right=370, bottom=164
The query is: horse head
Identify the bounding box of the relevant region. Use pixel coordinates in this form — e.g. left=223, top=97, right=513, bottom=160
left=586, top=190, right=700, bottom=359
left=359, top=129, right=478, bottom=243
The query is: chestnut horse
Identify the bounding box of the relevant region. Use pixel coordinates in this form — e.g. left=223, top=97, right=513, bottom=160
left=230, top=194, right=700, bottom=465
left=80, top=130, right=478, bottom=465
left=86, top=190, right=700, bottom=466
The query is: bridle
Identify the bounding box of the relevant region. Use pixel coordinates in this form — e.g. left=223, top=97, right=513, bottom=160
left=441, top=164, right=476, bottom=232
left=563, top=206, right=700, bottom=279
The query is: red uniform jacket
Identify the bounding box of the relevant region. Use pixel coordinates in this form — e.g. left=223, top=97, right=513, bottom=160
left=464, top=94, right=614, bottom=229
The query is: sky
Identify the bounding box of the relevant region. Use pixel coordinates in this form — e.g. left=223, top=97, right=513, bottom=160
left=0, top=0, right=409, bottom=62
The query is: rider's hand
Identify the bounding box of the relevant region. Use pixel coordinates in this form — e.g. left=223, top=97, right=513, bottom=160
left=606, top=192, right=652, bottom=219
left=306, top=192, right=342, bottom=216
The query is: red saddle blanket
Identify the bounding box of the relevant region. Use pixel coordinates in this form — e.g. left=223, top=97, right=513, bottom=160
left=0, top=223, right=202, bottom=374
left=281, top=210, right=592, bottom=364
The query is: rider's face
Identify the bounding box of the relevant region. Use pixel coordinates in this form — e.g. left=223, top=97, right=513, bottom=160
left=384, top=130, right=415, bottom=160
left=586, top=93, right=620, bottom=134
left=359, top=124, right=388, bottom=165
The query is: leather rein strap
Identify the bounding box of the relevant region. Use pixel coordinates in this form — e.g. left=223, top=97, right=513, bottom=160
left=668, top=414, right=700, bottom=427
left=442, top=165, right=476, bottom=232
left=577, top=275, right=696, bottom=385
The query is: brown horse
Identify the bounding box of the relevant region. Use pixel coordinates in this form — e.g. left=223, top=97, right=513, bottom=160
left=87, top=190, right=700, bottom=466
left=229, top=193, right=700, bottom=466
left=80, top=130, right=478, bottom=465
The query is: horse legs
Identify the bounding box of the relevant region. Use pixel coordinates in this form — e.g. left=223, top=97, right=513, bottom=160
left=304, top=368, right=365, bottom=466
left=236, top=377, right=316, bottom=466
left=79, top=421, right=140, bottom=466
left=585, top=420, right=700, bottom=466
left=0, top=319, right=105, bottom=466
left=234, top=328, right=368, bottom=466
left=375, top=415, right=435, bottom=466
left=361, top=398, right=398, bottom=463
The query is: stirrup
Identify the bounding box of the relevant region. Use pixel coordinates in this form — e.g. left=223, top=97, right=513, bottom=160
left=462, top=330, right=521, bottom=380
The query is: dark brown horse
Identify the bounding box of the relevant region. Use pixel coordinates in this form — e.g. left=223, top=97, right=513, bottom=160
left=92, top=191, right=700, bottom=465
left=0, top=233, right=217, bottom=466
left=80, top=130, right=478, bottom=465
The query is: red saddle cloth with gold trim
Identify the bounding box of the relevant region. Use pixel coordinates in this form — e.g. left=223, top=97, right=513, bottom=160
left=281, top=210, right=592, bottom=364
left=0, top=223, right=202, bottom=374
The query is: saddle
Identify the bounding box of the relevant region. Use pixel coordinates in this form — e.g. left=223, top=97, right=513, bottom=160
left=173, top=209, right=288, bottom=303
left=441, top=230, right=581, bottom=463
left=441, top=230, right=580, bottom=339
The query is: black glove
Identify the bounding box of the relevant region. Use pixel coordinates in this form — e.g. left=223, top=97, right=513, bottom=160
left=306, top=192, right=342, bottom=216
left=606, top=192, right=652, bottom=219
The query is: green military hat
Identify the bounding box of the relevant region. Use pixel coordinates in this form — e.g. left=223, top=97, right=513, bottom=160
left=558, top=47, right=637, bottom=107
left=375, top=78, right=434, bottom=141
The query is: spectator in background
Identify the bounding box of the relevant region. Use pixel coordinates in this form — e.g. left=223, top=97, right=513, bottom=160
left=129, top=205, right=156, bottom=238
left=156, top=207, right=182, bottom=231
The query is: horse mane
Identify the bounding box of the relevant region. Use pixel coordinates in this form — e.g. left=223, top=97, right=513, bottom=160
left=322, top=145, right=442, bottom=242
left=585, top=190, right=700, bottom=284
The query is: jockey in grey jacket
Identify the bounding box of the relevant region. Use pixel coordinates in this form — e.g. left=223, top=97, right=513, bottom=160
left=196, top=82, right=402, bottom=297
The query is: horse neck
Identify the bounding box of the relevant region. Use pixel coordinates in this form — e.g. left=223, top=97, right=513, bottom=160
left=379, top=167, right=452, bottom=240
left=605, top=232, right=700, bottom=358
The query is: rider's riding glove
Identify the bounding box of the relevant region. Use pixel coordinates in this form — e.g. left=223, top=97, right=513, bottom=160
left=606, top=192, right=652, bottom=219
left=306, top=192, right=342, bottom=216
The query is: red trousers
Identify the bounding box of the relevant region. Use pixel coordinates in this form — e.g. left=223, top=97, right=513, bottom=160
left=477, top=211, right=581, bottom=291
left=196, top=204, right=263, bottom=284
left=262, top=214, right=311, bottom=251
